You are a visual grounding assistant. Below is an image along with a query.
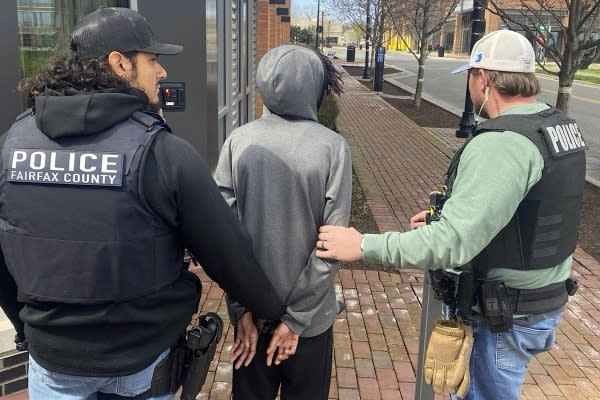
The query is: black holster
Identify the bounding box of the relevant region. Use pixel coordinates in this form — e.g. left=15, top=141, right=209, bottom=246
left=180, top=312, right=223, bottom=400
left=99, top=312, right=223, bottom=400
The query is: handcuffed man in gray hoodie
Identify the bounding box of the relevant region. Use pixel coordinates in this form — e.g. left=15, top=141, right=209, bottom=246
left=214, top=45, right=352, bottom=400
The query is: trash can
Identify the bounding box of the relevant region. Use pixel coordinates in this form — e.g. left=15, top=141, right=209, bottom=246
left=438, top=46, right=445, bottom=57
left=347, top=45, right=356, bottom=62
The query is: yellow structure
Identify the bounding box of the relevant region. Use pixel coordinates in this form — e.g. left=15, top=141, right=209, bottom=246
left=384, top=30, right=414, bottom=51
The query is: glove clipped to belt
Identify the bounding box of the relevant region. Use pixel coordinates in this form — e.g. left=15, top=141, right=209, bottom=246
left=424, top=317, right=474, bottom=398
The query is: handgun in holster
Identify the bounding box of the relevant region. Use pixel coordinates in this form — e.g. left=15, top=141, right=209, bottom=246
left=146, top=312, right=223, bottom=400
left=180, top=312, right=223, bottom=400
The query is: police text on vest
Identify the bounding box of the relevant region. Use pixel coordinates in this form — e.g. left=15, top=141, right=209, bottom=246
left=542, top=122, right=587, bottom=158
left=8, top=149, right=124, bottom=186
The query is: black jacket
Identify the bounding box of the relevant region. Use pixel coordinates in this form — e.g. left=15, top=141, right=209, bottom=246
left=0, top=87, right=284, bottom=376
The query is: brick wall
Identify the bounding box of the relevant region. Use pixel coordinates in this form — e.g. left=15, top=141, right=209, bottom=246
left=0, top=351, right=28, bottom=397
left=256, top=0, right=291, bottom=117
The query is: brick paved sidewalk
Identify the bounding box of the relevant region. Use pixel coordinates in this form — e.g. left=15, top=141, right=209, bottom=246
left=331, top=67, right=600, bottom=399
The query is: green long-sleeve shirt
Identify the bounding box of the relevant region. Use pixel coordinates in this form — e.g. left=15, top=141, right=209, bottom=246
left=363, top=102, right=571, bottom=289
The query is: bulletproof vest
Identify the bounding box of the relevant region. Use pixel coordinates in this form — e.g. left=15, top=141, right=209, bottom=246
left=445, top=107, right=586, bottom=277
left=0, top=110, right=183, bottom=304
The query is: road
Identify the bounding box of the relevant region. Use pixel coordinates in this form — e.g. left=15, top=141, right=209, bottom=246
left=347, top=48, right=600, bottom=183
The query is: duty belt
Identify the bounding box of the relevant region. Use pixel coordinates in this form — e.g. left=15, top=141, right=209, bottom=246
left=505, top=280, right=572, bottom=315
left=478, top=278, right=575, bottom=332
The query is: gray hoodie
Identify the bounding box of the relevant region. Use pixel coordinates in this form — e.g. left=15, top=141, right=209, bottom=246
left=214, top=45, right=352, bottom=337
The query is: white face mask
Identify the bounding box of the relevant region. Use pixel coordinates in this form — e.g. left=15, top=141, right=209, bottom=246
left=475, top=86, right=490, bottom=123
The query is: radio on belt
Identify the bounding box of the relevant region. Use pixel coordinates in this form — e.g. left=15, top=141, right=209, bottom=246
left=159, top=82, right=185, bottom=111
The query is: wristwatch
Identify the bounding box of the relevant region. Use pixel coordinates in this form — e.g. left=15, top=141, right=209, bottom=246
left=360, top=236, right=365, bottom=253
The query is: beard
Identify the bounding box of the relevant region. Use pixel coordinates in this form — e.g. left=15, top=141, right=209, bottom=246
left=143, top=101, right=162, bottom=115
left=473, top=98, right=490, bottom=120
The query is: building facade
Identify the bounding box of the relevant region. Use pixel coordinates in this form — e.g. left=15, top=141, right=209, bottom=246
left=0, top=1, right=290, bottom=396
left=451, top=0, right=568, bottom=54
left=256, top=0, right=291, bottom=116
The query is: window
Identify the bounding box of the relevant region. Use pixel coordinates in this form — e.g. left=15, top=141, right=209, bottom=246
left=40, top=33, right=56, bottom=48
left=38, top=11, right=54, bottom=26
left=18, top=11, right=33, bottom=27
left=218, top=115, right=227, bottom=150
left=246, top=0, right=251, bottom=87
left=217, top=0, right=227, bottom=109
left=21, top=33, right=32, bottom=47
left=17, top=0, right=129, bottom=80
left=237, top=0, right=247, bottom=124
left=18, top=0, right=53, bottom=5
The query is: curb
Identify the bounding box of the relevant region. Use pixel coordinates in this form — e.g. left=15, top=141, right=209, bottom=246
left=586, top=175, right=600, bottom=188
left=382, top=76, right=464, bottom=117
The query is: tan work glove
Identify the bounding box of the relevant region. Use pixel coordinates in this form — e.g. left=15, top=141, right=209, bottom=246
left=448, top=322, right=473, bottom=398
left=424, top=318, right=473, bottom=397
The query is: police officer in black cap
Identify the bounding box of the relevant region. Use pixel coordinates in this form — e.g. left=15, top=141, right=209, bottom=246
left=0, top=7, right=284, bottom=400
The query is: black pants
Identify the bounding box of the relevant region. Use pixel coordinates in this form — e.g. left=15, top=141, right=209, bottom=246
left=233, top=326, right=333, bottom=400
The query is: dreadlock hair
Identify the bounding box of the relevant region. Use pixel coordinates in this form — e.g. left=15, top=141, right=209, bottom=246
left=18, top=51, right=138, bottom=107
left=317, top=51, right=344, bottom=96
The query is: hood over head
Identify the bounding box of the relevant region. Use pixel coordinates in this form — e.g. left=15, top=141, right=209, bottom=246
left=256, top=45, right=326, bottom=121
left=34, top=87, right=148, bottom=139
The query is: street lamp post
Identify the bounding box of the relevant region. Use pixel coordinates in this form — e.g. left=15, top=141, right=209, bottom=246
left=362, top=0, right=372, bottom=79
left=322, top=10, right=325, bottom=52
left=455, top=0, right=487, bottom=138
left=315, top=0, right=321, bottom=51
left=414, top=3, right=489, bottom=399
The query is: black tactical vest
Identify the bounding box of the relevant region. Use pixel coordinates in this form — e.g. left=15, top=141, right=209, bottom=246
left=0, top=110, right=183, bottom=304
left=445, top=107, right=586, bottom=277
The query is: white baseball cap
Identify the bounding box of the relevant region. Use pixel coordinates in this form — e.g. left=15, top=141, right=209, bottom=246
left=451, top=30, right=536, bottom=74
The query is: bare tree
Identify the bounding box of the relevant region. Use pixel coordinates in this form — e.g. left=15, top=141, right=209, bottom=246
left=387, top=0, right=460, bottom=107
left=485, top=0, right=600, bottom=114
left=324, top=0, right=395, bottom=67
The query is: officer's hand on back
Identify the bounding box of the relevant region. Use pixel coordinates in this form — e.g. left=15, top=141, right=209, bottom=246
left=316, top=226, right=363, bottom=262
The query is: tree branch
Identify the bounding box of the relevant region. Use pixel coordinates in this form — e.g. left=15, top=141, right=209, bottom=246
left=576, top=0, right=600, bottom=32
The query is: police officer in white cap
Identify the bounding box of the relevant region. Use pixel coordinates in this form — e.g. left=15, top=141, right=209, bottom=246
left=314, top=29, right=586, bottom=399
left=0, top=7, right=284, bottom=400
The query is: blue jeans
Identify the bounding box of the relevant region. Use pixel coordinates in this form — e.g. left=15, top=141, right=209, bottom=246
left=28, top=349, right=174, bottom=400
left=452, top=308, right=563, bottom=400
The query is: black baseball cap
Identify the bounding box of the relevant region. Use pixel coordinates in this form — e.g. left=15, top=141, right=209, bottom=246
left=70, top=7, right=183, bottom=60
